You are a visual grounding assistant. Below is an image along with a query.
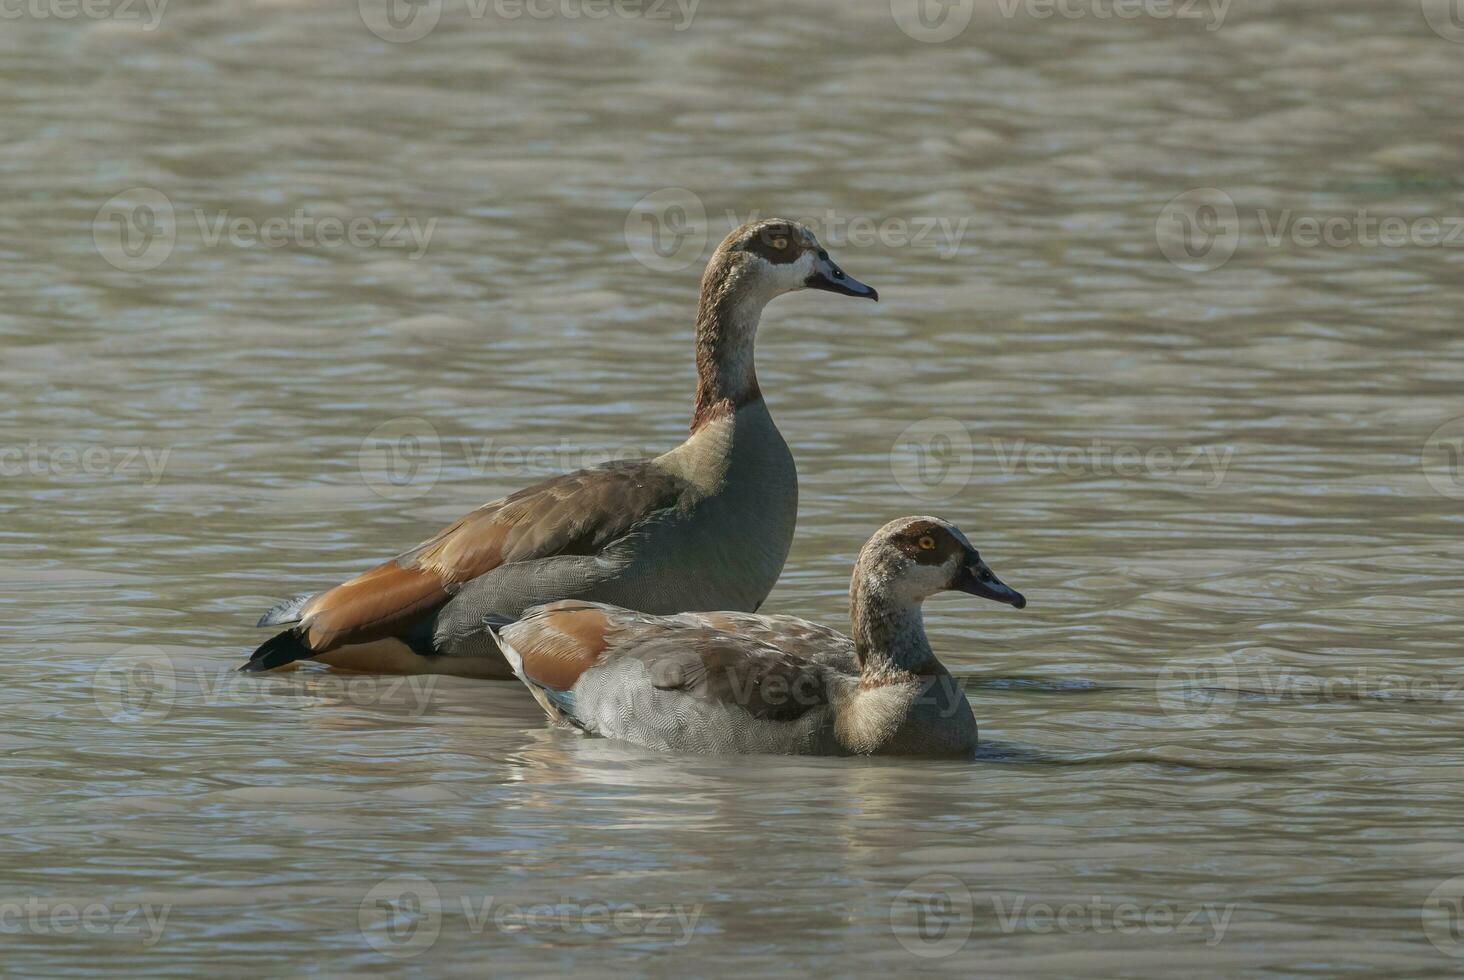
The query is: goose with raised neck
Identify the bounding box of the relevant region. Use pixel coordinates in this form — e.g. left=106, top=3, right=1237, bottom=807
left=495, top=516, right=1027, bottom=758
left=242, top=218, right=876, bottom=677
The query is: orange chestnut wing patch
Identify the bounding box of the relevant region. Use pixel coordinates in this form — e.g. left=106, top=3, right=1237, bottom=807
left=294, top=462, right=686, bottom=654
left=298, top=562, right=450, bottom=650
left=508, top=601, right=619, bottom=691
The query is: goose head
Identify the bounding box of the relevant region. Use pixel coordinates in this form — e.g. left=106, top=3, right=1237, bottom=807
left=708, top=219, right=878, bottom=305
left=856, top=516, right=1026, bottom=610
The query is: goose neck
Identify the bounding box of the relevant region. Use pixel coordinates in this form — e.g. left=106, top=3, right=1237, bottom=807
left=690, top=259, right=769, bottom=432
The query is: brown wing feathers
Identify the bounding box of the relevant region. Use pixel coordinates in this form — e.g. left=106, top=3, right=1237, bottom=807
left=297, top=562, right=451, bottom=649
left=509, top=602, right=616, bottom=691
left=508, top=603, right=833, bottom=724
left=255, top=461, right=687, bottom=665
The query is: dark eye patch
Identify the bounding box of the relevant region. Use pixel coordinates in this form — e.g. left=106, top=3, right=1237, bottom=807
left=896, top=521, right=956, bottom=565
left=744, top=225, right=802, bottom=265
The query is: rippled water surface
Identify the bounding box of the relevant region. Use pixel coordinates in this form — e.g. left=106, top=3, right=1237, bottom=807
left=4, top=0, right=1464, bottom=974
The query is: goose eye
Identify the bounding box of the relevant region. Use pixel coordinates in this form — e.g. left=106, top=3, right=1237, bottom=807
left=918, top=535, right=936, bottom=550
left=770, top=236, right=788, bottom=250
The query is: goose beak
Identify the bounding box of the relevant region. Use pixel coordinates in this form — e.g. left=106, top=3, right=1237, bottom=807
left=806, top=249, right=878, bottom=301
left=952, top=554, right=1026, bottom=609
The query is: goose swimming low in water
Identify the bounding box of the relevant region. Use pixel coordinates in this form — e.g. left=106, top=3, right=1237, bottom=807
left=243, top=219, right=876, bottom=677
left=493, top=517, right=1026, bottom=757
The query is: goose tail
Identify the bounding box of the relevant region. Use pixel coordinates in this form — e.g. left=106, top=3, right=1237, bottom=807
left=257, top=592, right=315, bottom=628
left=489, top=623, right=574, bottom=724
left=240, top=630, right=314, bottom=673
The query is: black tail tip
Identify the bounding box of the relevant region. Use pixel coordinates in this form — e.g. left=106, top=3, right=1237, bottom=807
left=241, top=630, right=313, bottom=673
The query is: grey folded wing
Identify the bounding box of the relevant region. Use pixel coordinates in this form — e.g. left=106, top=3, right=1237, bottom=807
left=255, top=459, right=690, bottom=654
left=499, top=601, right=855, bottom=754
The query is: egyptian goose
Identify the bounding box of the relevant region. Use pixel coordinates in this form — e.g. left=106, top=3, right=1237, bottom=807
left=243, top=219, right=877, bottom=676
left=492, top=517, right=1026, bottom=757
